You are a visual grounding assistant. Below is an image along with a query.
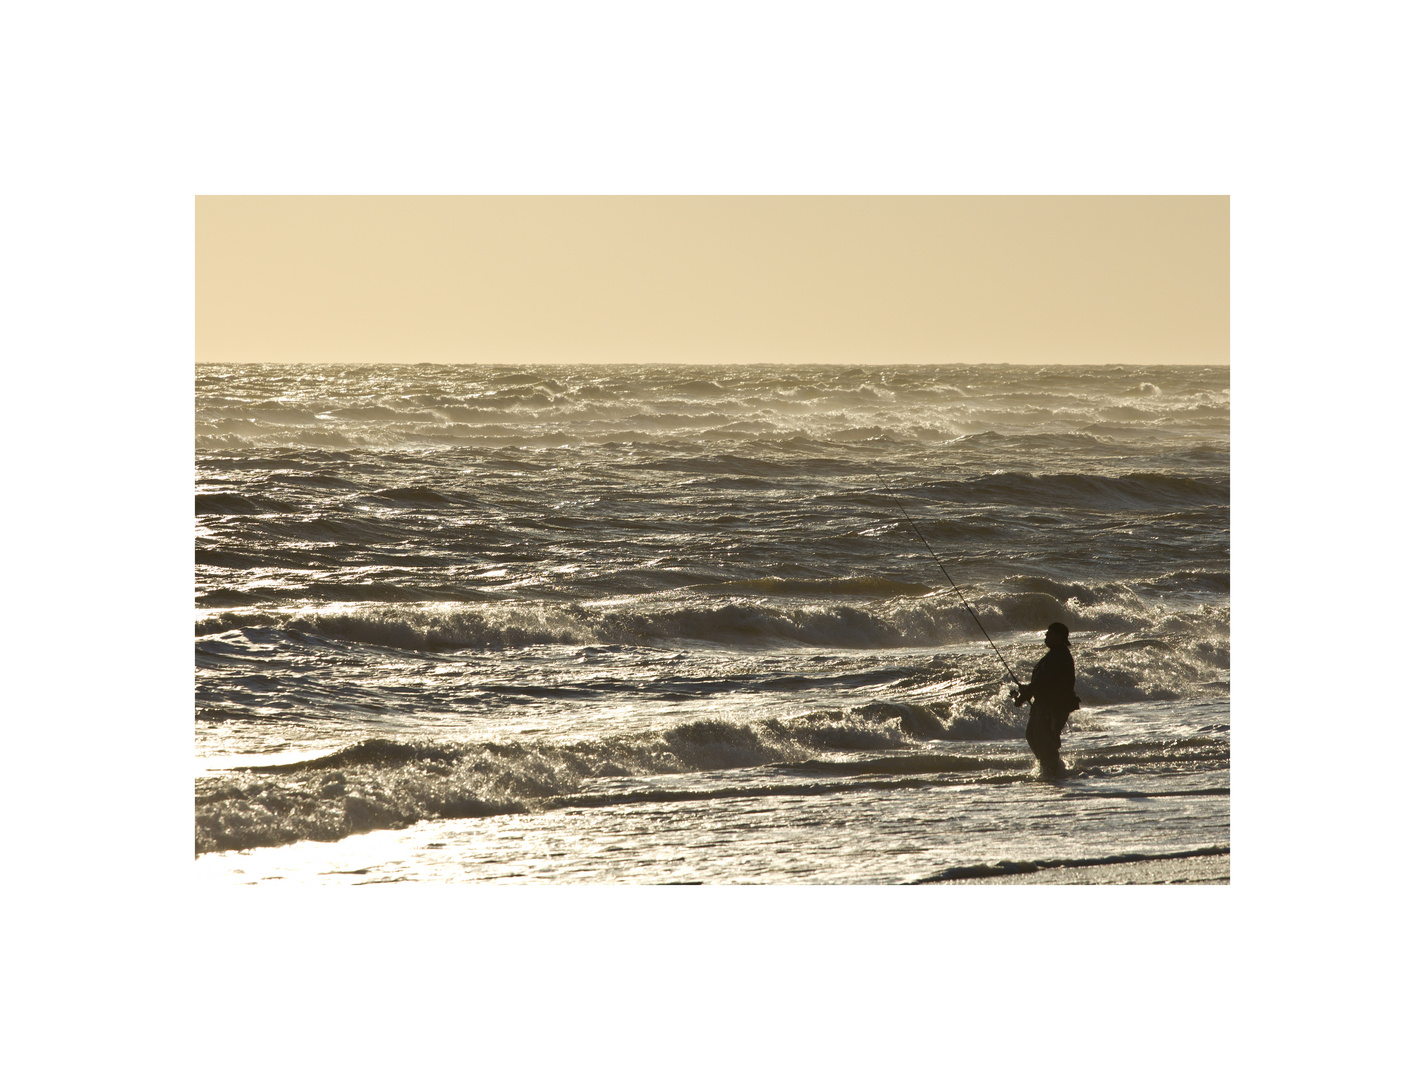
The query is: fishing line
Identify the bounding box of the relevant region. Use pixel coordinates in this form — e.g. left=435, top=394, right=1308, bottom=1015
left=867, top=466, right=1020, bottom=686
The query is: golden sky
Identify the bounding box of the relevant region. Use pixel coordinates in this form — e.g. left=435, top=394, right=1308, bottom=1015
left=196, top=196, right=1227, bottom=365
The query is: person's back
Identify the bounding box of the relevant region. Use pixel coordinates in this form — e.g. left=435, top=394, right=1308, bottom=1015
left=1014, top=622, right=1078, bottom=777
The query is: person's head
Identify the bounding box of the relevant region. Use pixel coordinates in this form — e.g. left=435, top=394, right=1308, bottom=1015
left=1045, top=622, right=1069, bottom=647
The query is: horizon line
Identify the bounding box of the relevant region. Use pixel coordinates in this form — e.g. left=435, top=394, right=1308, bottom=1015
left=194, top=358, right=1230, bottom=367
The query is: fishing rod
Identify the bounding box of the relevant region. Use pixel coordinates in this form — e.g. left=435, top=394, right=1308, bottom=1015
left=868, top=466, right=1021, bottom=687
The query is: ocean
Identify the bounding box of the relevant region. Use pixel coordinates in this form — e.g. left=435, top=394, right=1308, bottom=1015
left=194, top=362, right=1229, bottom=883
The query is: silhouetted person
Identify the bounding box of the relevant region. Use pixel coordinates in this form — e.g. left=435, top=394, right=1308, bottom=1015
left=1013, top=622, right=1080, bottom=778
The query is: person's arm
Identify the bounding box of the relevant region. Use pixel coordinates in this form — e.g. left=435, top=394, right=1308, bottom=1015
left=1013, top=664, right=1043, bottom=706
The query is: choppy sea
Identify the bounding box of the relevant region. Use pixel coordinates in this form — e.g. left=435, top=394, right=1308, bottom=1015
left=195, top=363, right=1228, bottom=883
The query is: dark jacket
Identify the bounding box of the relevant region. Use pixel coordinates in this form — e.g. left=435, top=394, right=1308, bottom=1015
left=1024, top=643, right=1077, bottom=714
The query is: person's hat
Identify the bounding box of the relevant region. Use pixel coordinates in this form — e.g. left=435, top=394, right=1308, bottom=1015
left=1047, top=622, right=1069, bottom=640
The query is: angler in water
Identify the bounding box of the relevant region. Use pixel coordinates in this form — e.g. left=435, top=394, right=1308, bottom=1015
left=1013, top=621, right=1081, bottom=778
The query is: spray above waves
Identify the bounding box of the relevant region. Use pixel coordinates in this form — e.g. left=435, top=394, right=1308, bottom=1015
left=195, top=597, right=971, bottom=651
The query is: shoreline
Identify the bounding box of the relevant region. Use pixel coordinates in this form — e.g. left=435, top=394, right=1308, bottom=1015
left=918, top=847, right=1229, bottom=885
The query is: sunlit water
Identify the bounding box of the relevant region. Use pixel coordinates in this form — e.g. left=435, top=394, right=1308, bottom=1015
left=195, top=363, right=1229, bottom=883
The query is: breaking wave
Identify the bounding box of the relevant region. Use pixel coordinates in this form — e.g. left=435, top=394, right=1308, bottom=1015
left=195, top=587, right=1227, bottom=654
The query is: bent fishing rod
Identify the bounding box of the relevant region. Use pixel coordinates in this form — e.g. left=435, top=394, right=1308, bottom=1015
left=868, top=467, right=1022, bottom=688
